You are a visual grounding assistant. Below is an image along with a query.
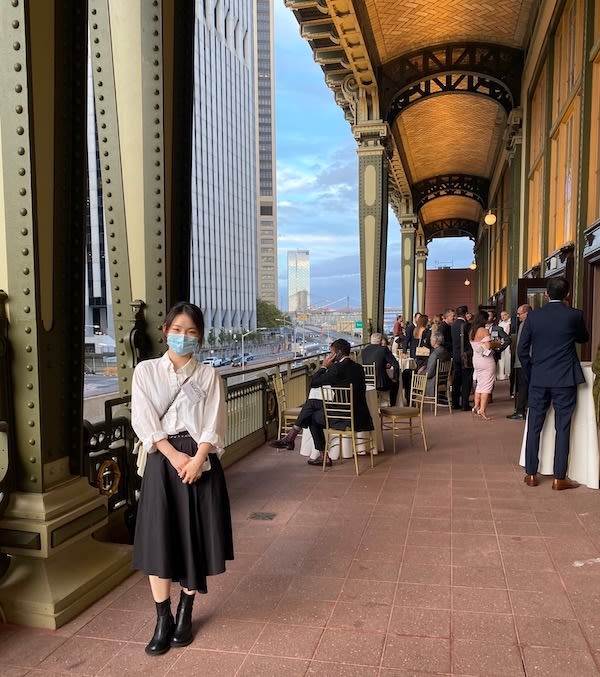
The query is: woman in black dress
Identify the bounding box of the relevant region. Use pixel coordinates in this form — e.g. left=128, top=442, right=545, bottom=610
left=131, top=302, right=233, bottom=655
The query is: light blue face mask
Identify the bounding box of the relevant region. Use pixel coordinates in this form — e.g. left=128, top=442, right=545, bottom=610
left=167, top=333, right=199, bottom=356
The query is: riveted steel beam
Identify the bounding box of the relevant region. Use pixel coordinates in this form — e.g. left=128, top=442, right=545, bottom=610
left=0, top=0, right=88, bottom=492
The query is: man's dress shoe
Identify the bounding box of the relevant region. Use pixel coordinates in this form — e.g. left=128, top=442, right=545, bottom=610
left=506, top=413, right=525, bottom=420
left=523, top=474, right=539, bottom=487
left=307, top=456, right=332, bottom=467
left=552, top=477, right=580, bottom=491
left=270, top=438, right=295, bottom=451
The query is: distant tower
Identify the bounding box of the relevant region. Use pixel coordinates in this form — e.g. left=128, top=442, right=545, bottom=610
left=288, top=250, right=310, bottom=311
left=255, top=0, right=278, bottom=306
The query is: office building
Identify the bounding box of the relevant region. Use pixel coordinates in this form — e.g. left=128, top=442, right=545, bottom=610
left=255, top=0, right=278, bottom=307
left=288, top=250, right=310, bottom=311
left=190, top=0, right=257, bottom=331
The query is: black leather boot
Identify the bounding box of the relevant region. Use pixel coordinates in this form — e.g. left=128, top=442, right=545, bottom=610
left=145, top=599, right=174, bottom=656
left=170, top=590, right=195, bottom=647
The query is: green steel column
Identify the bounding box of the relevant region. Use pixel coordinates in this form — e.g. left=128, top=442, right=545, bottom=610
left=354, top=121, right=389, bottom=338
left=507, top=137, right=522, bottom=311
left=400, top=218, right=417, bottom=323
left=415, top=242, right=428, bottom=315
left=0, top=0, right=130, bottom=628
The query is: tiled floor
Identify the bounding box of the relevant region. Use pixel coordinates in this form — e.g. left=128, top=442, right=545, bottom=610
left=2, top=379, right=600, bottom=675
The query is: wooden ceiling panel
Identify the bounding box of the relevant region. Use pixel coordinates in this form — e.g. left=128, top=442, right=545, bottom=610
left=362, top=0, right=535, bottom=64
left=421, top=195, right=481, bottom=223
left=397, top=94, right=506, bottom=183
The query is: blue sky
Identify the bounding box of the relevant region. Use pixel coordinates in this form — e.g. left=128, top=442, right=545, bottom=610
left=273, top=4, right=473, bottom=311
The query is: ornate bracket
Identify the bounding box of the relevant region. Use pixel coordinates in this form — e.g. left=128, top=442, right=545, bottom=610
left=412, top=174, right=490, bottom=212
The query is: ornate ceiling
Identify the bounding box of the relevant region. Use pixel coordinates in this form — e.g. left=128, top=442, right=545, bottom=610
left=286, top=0, right=537, bottom=243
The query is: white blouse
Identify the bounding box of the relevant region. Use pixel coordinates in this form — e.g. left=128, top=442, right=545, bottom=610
left=131, top=352, right=227, bottom=458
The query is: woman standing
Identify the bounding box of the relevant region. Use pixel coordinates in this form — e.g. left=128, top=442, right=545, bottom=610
left=469, top=310, right=497, bottom=419
left=402, top=314, right=431, bottom=404
left=497, top=310, right=512, bottom=381
left=132, top=302, right=233, bottom=655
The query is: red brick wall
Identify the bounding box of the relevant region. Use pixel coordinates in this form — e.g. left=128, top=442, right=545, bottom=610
left=423, top=268, right=477, bottom=317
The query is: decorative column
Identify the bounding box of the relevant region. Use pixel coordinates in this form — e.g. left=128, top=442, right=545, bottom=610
left=415, top=241, right=429, bottom=315
left=0, top=0, right=130, bottom=628
left=399, top=217, right=418, bottom=323
left=354, top=121, right=389, bottom=338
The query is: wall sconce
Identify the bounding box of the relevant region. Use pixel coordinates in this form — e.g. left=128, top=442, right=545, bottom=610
left=464, top=278, right=471, bottom=286
left=469, top=260, right=477, bottom=270
left=484, top=209, right=497, bottom=226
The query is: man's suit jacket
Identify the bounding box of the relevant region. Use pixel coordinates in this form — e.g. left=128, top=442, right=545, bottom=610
left=423, top=346, right=450, bottom=396
left=451, top=317, right=472, bottom=366
left=518, top=301, right=589, bottom=388
left=361, top=344, right=399, bottom=390
left=310, top=357, right=374, bottom=431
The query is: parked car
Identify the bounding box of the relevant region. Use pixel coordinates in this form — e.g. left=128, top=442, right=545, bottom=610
left=231, top=352, right=254, bottom=367
left=201, top=356, right=222, bottom=367
left=220, top=356, right=232, bottom=366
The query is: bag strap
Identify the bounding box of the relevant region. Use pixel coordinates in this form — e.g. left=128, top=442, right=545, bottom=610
left=159, top=363, right=196, bottom=420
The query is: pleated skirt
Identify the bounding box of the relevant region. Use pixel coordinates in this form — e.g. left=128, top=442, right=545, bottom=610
left=132, top=435, right=234, bottom=593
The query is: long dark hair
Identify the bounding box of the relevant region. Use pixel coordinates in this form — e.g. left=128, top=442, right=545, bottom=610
left=163, top=302, right=205, bottom=344
left=469, top=310, right=488, bottom=340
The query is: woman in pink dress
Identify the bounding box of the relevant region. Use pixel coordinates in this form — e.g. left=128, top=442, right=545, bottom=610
left=469, top=311, right=497, bottom=419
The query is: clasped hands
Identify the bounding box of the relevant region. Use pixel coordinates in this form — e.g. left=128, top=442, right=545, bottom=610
left=169, top=449, right=206, bottom=484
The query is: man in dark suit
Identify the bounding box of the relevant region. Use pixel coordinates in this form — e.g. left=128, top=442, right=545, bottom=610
left=361, top=332, right=400, bottom=406
left=440, top=308, right=455, bottom=354
left=519, top=277, right=589, bottom=490
left=271, top=338, right=373, bottom=465
left=506, top=304, right=532, bottom=420
left=451, top=305, right=474, bottom=410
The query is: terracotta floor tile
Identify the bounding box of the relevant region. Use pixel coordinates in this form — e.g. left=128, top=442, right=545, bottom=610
left=38, top=637, right=126, bottom=674
left=0, top=630, right=69, bottom=668
left=398, top=562, right=451, bottom=586
left=312, top=628, right=385, bottom=666
left=251, top=622, right=322, bottom=658
left=388, top=605, right=451, bottom=638
left=452, top=639, right=524, bottom=676
left=515, top=616, right=588, bottom=649
left=452, top=610, right=517, bottom=643
left=521, top=646, right=599, bottom=676
left=382, top=634, right=451, bottom=672
left=509, top=589, right=575, bottom=619
left=236, top=654, right=310, bottom=676
left=402, top=545, right=451, bottom=566
left=96, top=643, right=182, bottom=676
left=189, top=618, right=265, bottom=651
left=450, top=519, right=495, bottom=534
left=408, top=517, right=451, bottom=533
left=452, top=586, right=511, bottom=613
left=394, top=583, right=452, bottom=609
left=75, top=608, right=151, bottom=641
left=327, top=601, right=392, bottom=632
left=451, top=565, right=506, bottom=589
left=306, top=660, right=379, bottom=676
left=338, top=578, right=396, bottom=605
left=405, top=530, right=451, bottom=548
left=270, top=596, right=335, bottom=627
left=346, top=558, right=400, bottom=582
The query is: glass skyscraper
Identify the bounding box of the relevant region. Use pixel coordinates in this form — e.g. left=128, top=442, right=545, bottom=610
left=288, top=250, right=310, bottom=311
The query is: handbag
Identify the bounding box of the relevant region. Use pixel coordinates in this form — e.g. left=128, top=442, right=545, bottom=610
left=133, top=366, right=196, bottom=477
left=415, top=335, right=430, bottom=357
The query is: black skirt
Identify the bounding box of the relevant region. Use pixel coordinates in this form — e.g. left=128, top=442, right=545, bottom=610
left=132, top=435, right=234, bottom=593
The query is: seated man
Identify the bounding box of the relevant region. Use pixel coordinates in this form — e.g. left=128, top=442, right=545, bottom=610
left=361, top=332, right=400, bottom=406
left=420, top=331, right=450, bottom=399
left=270, top=338, right=374, bottom=466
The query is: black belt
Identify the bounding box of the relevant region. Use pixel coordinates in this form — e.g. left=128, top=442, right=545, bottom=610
left=168, top=431, right=190, bottom=439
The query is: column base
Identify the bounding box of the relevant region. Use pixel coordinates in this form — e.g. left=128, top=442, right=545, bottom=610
left=0, top=537, right=131, bottom=629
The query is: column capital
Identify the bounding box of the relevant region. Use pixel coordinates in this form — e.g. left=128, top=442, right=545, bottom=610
left=399, top=215, right=418, bottom=231
left=353, top=120, right=389, bottom=150
left=416, top=246, right=429, bottom=258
